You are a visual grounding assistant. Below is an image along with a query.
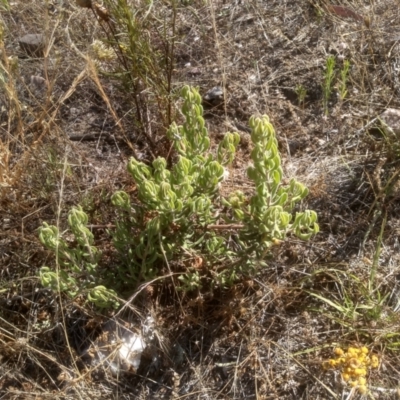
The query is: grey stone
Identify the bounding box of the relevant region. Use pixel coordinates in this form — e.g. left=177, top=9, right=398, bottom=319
left=379, top=108, right=400, bottom=137
left=203, top=86, right=224, bottom=105
left=19, top=34, right=45, bottom=57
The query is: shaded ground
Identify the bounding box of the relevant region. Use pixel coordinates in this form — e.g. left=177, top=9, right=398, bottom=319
left=2, top=0, right=400, bottom=399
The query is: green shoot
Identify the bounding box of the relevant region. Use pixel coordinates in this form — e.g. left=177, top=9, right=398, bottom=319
left=322, top=55, right=336, bottom=115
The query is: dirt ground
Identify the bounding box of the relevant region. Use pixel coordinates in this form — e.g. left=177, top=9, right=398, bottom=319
left=2, top=0, right=400, bottom=399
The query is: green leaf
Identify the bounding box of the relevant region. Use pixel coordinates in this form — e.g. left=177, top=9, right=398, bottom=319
left=111, top=191, right=131, bottom=209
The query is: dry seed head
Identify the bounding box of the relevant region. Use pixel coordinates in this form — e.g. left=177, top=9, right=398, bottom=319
left=192, top=256, right=204, bottom=270
left=8, top=56, right=18, bottom=74
left=244, top=279, right=255, bottom=288
left=91, top=40, right=115, bottom=62
left=144, top=284, right=154, bottom=296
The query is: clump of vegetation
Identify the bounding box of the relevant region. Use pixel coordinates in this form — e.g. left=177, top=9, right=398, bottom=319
left=322, top=55, right=351, bottom=113
left=39, top=86, right=319, bottom=304
left=295, top=84, right=307, bottom=108
left=322, top=55, right=336, bottom=115
left=88, top=0, right=179, bottom=140
left=39, top=207, right=119, bottom=309
left=338, top=59, right=351, bottom=101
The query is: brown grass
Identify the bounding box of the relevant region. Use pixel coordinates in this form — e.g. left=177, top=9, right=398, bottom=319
left=2, top=0, right=400, bottom=399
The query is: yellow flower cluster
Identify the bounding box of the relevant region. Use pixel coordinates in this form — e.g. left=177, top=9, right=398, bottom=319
left=323, top=346, right=379, bottom=394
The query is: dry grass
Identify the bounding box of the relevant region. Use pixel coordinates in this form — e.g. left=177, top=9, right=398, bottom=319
left=2, top=0, right=400, bottom=399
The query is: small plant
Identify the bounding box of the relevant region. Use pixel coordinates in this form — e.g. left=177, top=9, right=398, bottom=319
left=314, top=5, right=325, bottom=23
left=323, top=346, right=379, bottom=394
left=322, top=55, right=336, bottom=115
left=338, top=60, right=351, bottom=101
left=295, top=84, right=307, bottom=108
left=39, top=206, right=119, bottom=309
left=308, top=267, right=391, bottom=324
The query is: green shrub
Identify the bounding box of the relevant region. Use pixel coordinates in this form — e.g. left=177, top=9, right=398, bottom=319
left=111, top=86, right=319, bottom=288
left=39, top=86, right=319, bottom=307
left=39, top=207, right=119, bottom=309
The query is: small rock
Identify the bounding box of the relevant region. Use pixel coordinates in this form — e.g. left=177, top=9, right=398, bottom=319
left=187, top=67, right=201, bottom=76
left=379, top=108, right=400, bottom=137
left=29, top=75, right=47, bottom=95
left=2, top=218, right=11, bottom=230
left=203, top=86, right=224, bottom=106
left=69, top=107, right=79, bottom=117
left=19, top=34, right=45, bottom=57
